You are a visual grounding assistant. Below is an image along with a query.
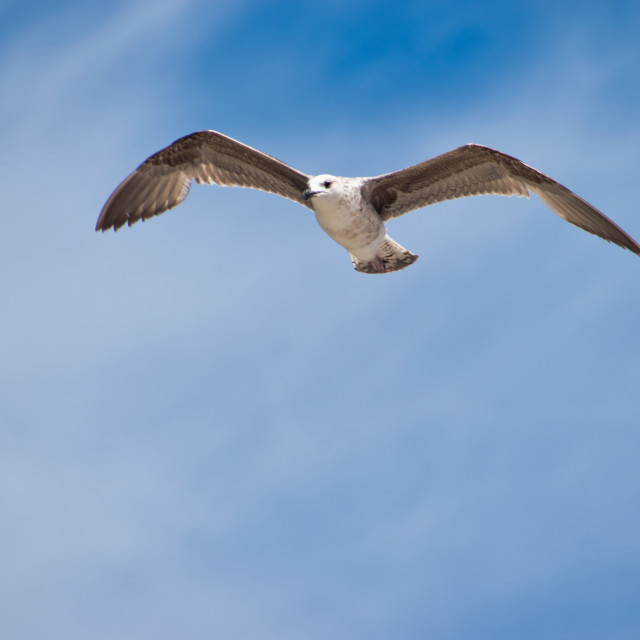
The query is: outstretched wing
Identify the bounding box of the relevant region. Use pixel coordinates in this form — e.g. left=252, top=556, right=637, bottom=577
left=96, top=130, right=312, bottom=231
left=363, top=144, right=640, bottom=255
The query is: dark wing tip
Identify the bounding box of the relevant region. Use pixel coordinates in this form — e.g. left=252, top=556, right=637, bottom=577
left=531, top=182, right=640, bottom=257
left=95, top=166, right=192, bottom=232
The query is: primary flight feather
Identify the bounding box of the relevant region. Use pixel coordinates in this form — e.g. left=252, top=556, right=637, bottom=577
left=97, top=130, right=639, bottom=273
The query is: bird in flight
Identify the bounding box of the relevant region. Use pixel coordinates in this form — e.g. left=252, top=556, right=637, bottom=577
left=97, top=130, right=639, bottom=273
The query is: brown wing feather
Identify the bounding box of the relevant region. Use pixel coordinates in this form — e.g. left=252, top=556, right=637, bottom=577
left=364, top=144, right=640, bottom=256
left=96, top=130, right=311, bottom=231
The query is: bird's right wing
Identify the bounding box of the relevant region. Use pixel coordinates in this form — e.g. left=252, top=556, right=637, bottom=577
left=96, top=130, right=312, bottom=231
left=363, top=144, right=640, bottom=256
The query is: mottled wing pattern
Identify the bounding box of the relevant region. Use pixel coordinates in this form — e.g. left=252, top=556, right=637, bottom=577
left=96, top=130, right=312, bottom=231
left=363, top=144, right=640, bottom=255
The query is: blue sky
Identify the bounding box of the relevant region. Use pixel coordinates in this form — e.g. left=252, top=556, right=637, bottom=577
left=1, top=1, right=640, bottom=638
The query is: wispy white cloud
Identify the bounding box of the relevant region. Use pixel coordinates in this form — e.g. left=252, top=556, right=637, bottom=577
left=1, top=3, right=639, bottom=639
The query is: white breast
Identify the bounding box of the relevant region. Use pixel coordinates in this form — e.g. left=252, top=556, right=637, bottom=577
left=313, top=198, right=360, bottom=238
left=311, top=181, right=385, bottom=258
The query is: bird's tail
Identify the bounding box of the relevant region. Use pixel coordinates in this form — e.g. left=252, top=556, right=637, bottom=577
left=352, top=238, right=418, bottom=274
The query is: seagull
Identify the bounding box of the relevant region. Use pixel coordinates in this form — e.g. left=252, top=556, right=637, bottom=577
left=97, top=130, right=639, bottom=273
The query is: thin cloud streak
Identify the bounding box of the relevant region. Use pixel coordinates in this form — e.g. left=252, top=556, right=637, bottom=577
left=1, top=3, right=639, bottom=639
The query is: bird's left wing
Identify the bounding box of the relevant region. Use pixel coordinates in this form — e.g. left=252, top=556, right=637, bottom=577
left=363, top=144, right=640, bottom=255
left=96, top=130, right=312, bottom=231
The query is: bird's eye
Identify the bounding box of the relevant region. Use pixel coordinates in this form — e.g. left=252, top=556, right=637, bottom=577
left=323, top=180, right=333, bottom=189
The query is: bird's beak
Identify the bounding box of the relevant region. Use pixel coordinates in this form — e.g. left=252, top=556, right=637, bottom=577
left=302, top=189, right=318, bottom=201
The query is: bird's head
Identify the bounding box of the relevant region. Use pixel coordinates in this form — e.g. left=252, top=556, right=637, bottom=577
left=302, top=175, right=340, bottom=203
